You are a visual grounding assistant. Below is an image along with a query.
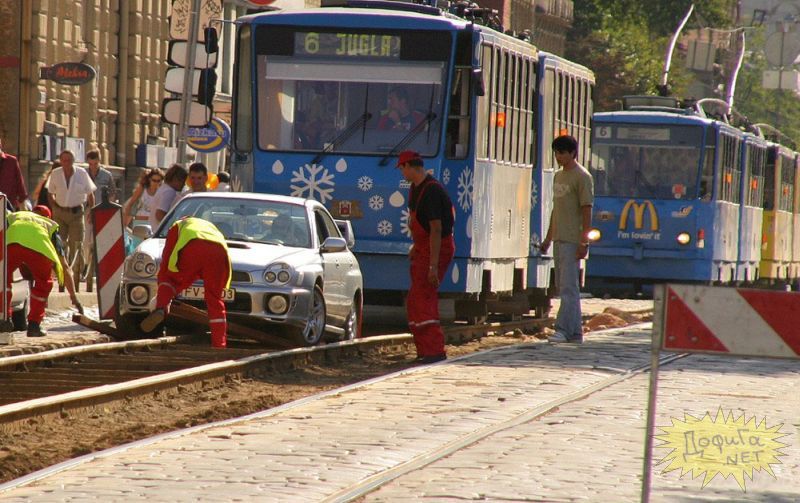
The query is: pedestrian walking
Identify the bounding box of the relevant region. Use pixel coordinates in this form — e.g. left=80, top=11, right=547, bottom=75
left=540, top=134, right=594, bottom=344
left=30, top=160, right=59, bottom=211
left=122, top=168, right=163, bottom=227
left=0, top=137, right=29, bottom=210
left=149, top=164, right=188, bottom=231
left=140, top=217, right=231, bottom=348
left=397, top=150, right=455, bottom=363
left=214, top=171, right=231, bottom=192
left=172, top=162, right=208, bottom=206
left=0, top=207, right=83, bottom=337
left=46, top=150, right=96, bottom=277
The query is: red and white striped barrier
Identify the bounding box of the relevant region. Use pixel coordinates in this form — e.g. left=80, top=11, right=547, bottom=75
left=655, top=284, right=800, bottom=358
left=91, top=193, right=125, bottom=320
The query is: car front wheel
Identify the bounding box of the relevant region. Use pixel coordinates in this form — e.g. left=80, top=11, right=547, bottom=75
left=296, top=285, right=326, bottom=346
left=343, top=295, right=361, bottom=340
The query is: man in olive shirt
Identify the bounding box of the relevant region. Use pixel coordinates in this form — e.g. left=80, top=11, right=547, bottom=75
left=540, top=135, right=594, bottom=344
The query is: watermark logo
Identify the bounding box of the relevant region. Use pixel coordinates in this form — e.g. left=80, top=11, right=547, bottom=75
left=655, top=409, right=789, bottom=491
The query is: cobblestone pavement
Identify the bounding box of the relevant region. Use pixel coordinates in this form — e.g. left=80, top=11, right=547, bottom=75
left=2, top=320, right=795, bottom=502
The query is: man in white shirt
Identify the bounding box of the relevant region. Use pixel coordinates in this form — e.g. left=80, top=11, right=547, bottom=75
left=47, top=149, right=96, bottom=274
left=149, top=163, right=188, bottom=231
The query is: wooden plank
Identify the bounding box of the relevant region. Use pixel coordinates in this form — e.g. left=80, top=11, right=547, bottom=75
left=71, top=314, right=125, bottom=339
left=170, top=301, right=296, bottom=349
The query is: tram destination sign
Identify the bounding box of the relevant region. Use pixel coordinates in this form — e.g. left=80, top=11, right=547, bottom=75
left=295, top=32, right=400, bottom=59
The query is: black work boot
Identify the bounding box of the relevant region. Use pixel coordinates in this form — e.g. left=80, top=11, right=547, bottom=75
left=27, top=321, right=47, bottom=338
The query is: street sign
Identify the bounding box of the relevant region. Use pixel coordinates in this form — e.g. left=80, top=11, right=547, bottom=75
left=161, top=99, right=212, bottom=127
left=765, top=31, right=800, bottom=68
left=187, top=117, right=231, bottom=153
left=168, top=40, right=218, bottom=69
left=165, top=67, right=201, bottom=95
left=39, top=62, right=96, bottom=85
left=170, top=0, right=222, bottom=41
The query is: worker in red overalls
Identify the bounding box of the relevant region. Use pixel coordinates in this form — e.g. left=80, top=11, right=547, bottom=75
left=140, top=217, right=231, bottom=348
left=0, top=206, right=83, bottom=338
left=397, top=150, right=455, bottom=363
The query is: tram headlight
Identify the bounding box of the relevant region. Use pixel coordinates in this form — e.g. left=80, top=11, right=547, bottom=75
left=676, top=232, right=691, bottom=245
left=587, top=228, right=602, bottom=242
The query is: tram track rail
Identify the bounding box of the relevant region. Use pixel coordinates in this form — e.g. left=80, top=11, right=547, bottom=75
left=0, top=315, right=553, bottom=428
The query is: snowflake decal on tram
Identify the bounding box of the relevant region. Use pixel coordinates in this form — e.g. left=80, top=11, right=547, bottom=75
left=400, top=208, right=412, bottom=238
left=290, top=164, right=335, bottom=203
left=357, top=175, right=373, bottom=192
left=377, top=219, right=393, bottom=236
left=368, top=194, right=384, bottom=211
left=457, top=168, right=473, bottom=211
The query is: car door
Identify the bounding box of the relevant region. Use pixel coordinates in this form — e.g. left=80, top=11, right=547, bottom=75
left=314, top=208, right=347, bottom=321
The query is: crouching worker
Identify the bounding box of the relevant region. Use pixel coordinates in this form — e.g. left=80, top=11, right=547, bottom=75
left=0, top=205, right=83, bottom=337
left=140, top=217, right=231, bottom=348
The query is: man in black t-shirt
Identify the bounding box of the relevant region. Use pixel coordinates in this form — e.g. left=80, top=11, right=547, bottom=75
left=398, top=150, right=455, bottom=364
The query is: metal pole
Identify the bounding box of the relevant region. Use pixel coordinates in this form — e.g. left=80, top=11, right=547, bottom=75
left=641, top=284, right=666, bottom=503
left=659, top=4, right=695, bottom=94
left=177, top=0, right=203, bottom=166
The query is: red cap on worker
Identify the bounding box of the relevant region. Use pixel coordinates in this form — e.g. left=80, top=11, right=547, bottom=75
left=396, top=150, right=422, bottom=167
left=32, top=205, right=52, bottom=219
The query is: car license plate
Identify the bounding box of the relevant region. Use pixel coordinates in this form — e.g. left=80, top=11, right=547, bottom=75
left=179, top=286, right=235, bottom=301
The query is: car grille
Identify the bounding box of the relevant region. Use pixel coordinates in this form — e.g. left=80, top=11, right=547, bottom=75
left=182, top=292, right=252, bottom=313
left=230, top=270, right=251, bottom=283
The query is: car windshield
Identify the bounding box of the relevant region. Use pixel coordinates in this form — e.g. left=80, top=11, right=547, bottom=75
left=158, top=197, right=311, bottom=248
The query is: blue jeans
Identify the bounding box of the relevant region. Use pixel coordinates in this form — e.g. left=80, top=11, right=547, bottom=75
left=554, top=241, right=583, bottom=340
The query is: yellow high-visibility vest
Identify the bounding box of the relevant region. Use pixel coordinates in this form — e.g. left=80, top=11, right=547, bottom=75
left=7, top=211, right=64, bottom=285
left=167, top=217, right=231, bottom=288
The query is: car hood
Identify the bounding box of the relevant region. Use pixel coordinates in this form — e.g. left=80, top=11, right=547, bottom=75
left=136, top=238, right=315, bottom=271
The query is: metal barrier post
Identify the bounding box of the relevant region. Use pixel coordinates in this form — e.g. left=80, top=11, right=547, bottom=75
left=641, top=284, right=665, bottom=502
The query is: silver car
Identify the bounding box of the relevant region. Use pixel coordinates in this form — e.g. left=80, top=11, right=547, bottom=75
left=114, top=192, right=363, bottom=345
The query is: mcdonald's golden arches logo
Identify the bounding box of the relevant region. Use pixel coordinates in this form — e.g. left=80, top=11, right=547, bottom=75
left=619, top=200, right=659, bottom=231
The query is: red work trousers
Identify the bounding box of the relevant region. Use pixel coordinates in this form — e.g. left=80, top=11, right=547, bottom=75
left=155, top=240, right=230, bottom=348
left=6, top=244, right=54, bottom=323
left=406, top=237, right=455, bottom=358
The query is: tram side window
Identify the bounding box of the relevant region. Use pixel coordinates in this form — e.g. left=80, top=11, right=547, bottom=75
left=780, top=153, right=795, bottom=211
left=476, top=44, right=492, bottom=160
left=446, top=66, right=471, bottom=159
left=699, top=135, right=715, bottom=201
left=763, top=149, right=776, bottom=210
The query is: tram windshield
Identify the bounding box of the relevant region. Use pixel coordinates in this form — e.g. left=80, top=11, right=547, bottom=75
left=254, top=27, right=450, bottom=156
left=591, top=125, right=703, bottom=200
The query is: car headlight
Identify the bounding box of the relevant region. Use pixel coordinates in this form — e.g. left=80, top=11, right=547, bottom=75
left=264, top=263, right=294, bottom=285
left=127, top=253, right=158, bottom=279
left=129, top=285, right=150, bottom=306
left=266, top=294, right=289, bottom=314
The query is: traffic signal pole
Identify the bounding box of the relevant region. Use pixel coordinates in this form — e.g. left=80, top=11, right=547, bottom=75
left=177, top=0, right=203, bottom=166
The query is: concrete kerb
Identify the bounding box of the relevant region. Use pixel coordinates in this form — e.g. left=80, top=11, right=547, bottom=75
left=47, top=291, right=98, bottom=311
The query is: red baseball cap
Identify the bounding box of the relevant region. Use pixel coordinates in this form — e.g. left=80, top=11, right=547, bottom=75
left=396, top=150, right=422, bottom=167
left=33, top=205, right=52, bottom=219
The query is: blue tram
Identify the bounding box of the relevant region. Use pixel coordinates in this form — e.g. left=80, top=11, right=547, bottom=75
left=586, top=96, right=761, bottom=292
left=230, top=0, right=594, bottom=317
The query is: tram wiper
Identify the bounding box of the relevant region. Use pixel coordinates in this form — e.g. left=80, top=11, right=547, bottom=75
left=311, top=112, right=373, bottom=165
left=379, top=112, right=437, bottom=166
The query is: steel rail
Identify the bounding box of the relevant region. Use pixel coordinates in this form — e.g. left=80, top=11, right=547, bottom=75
left=0, top=315, right=556, bottom=427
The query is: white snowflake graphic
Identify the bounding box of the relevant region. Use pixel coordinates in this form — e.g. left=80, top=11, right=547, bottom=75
left=400, top=208, right=412, bottom=238
left=368, top=195, right=384, bottom=211
left=531, top=179, right=539, bottom=208
left=290, top=164, right=335, bottom=203
left=442, top=168, right=451, bottom=185
left=357, top=176, right=373, bottom=192
left=530, top=232, right=541, bottom=255
left=457, top=168, right=473, bottom=212
left=377, top=219, right=393, bottom=236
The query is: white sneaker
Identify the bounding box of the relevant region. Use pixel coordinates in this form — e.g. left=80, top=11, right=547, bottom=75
left=548, top=332, right=583, bottom=344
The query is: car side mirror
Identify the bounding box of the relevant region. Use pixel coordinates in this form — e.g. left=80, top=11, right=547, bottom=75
left=132, top=224, right=153, bottom=240
left=334, top=219, right=356, bottom=248
left=320, top=236, right=347, bottom=253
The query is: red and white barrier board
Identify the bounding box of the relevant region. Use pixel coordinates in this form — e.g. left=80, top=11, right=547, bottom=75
left=92, top=197, right=125, bottom=320
left=655, top=284, right=800, bottom=359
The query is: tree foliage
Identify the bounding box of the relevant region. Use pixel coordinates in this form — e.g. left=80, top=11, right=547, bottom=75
left=567, top=0, right=733, bottom=111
